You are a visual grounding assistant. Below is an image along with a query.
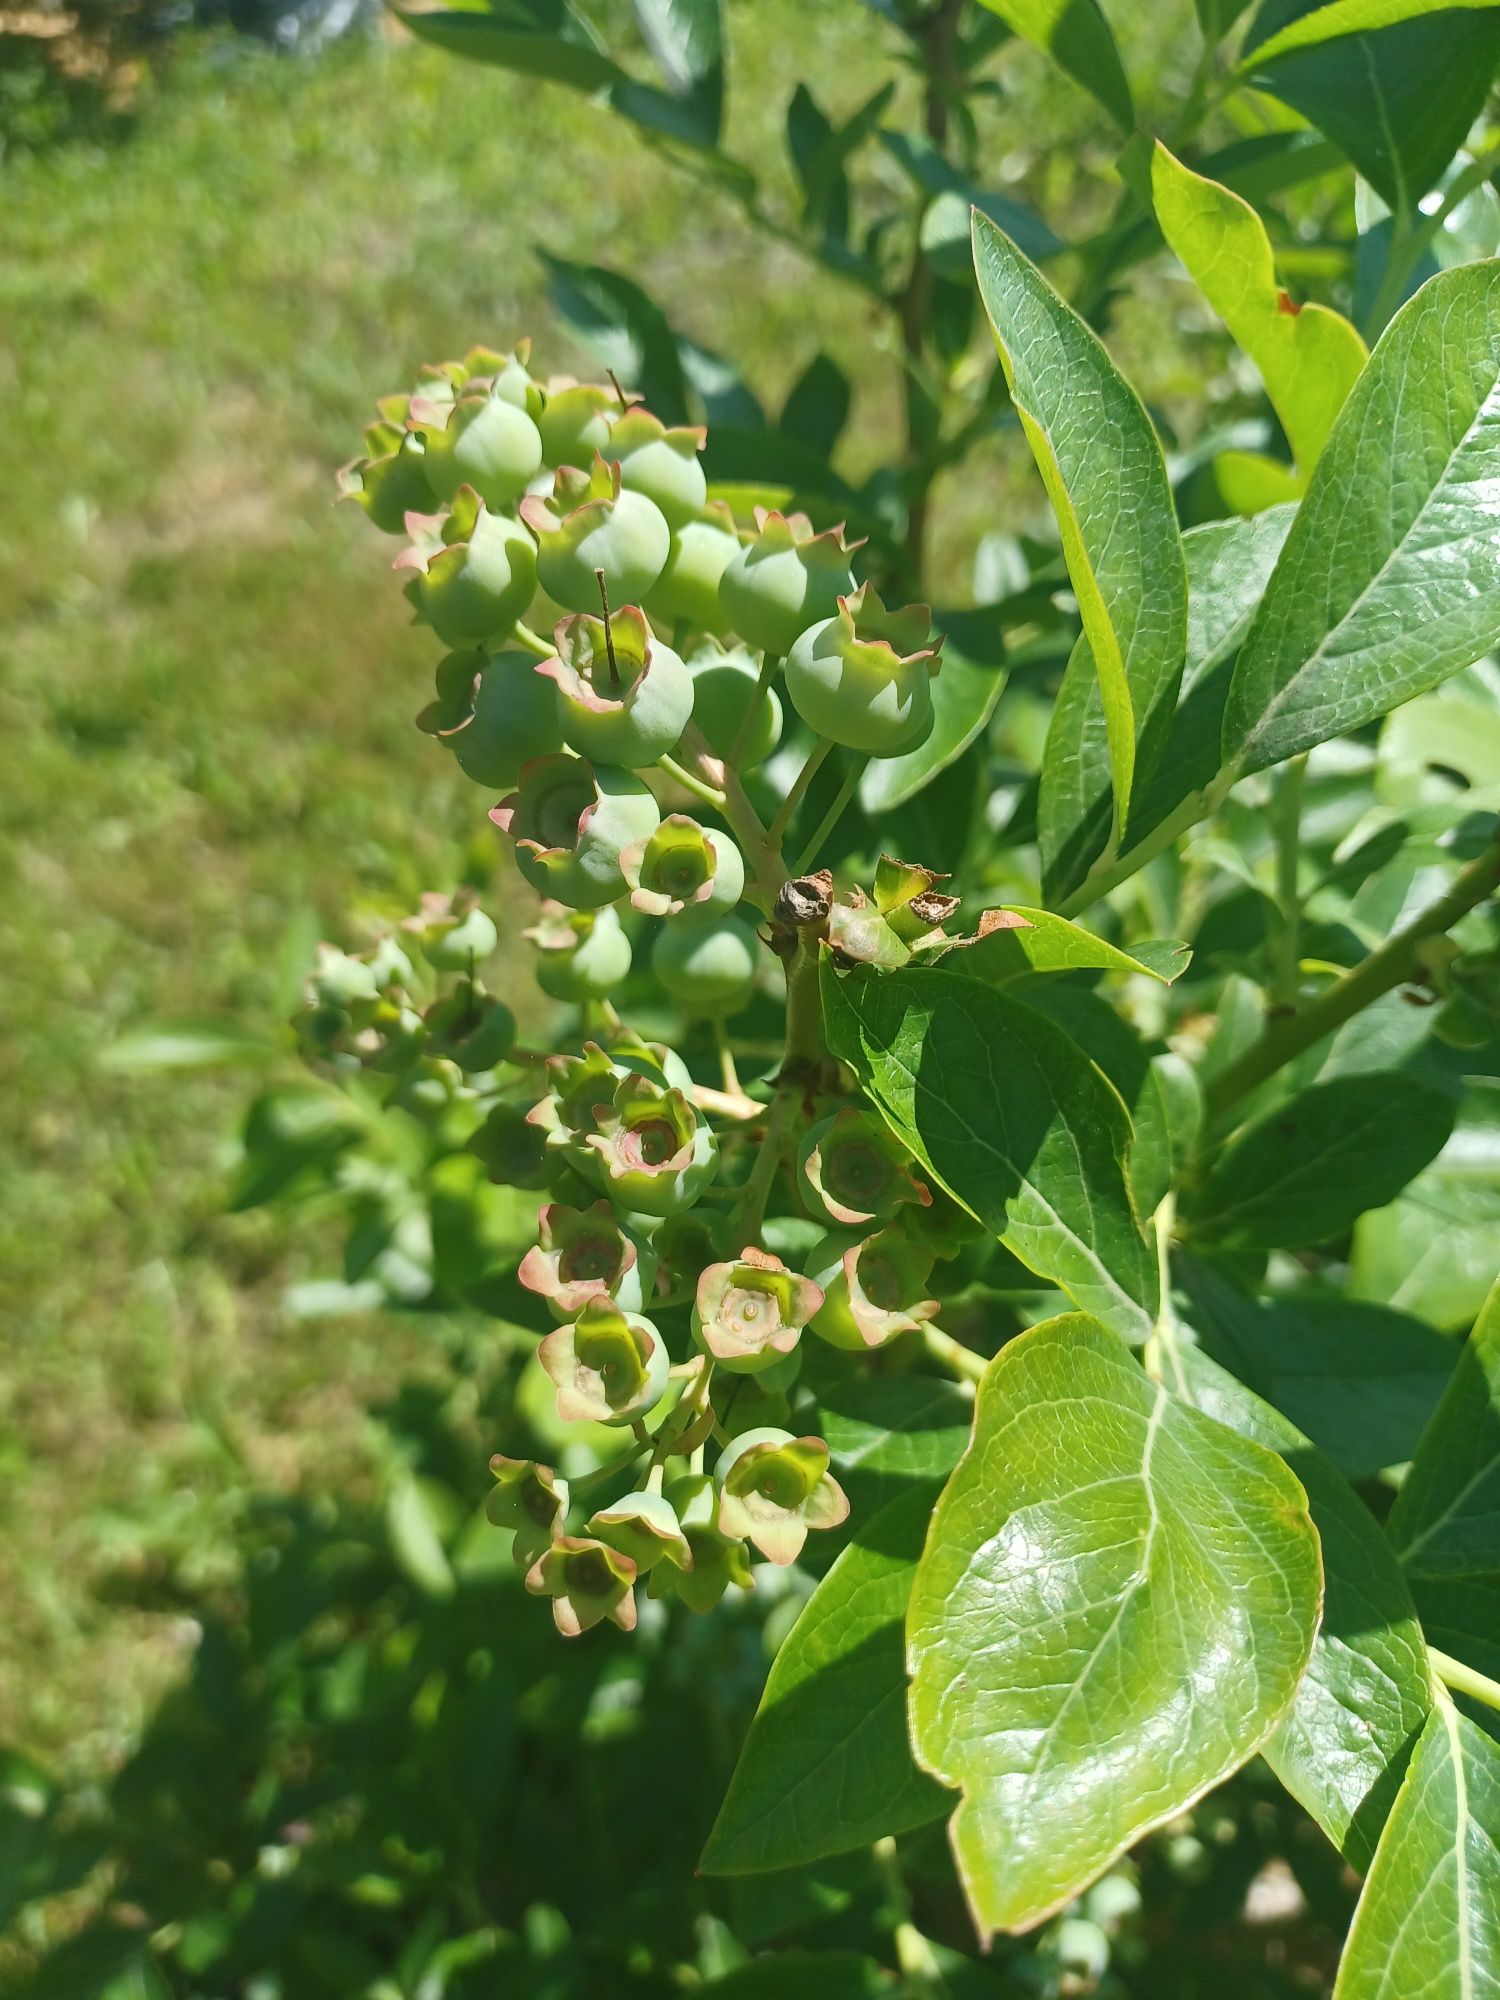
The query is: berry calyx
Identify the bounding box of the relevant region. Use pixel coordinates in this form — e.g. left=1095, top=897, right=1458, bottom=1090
left=797, top=1105, right=931, bottom=1227
left=492, top=755, right=661, bottom=910
left=621, top=814, right=745, bottom=919
left=808, top=1223, right=940, bottom=1350
left=537, top=1296, right=670, bottom=1427
left=520, top=456, right=670, bottom=612
left=487, top=1454, right=569, bottom=1570
left=692, top=1246, right=823, bottom=1374
left=519, top=1199, right=654, bottom=1318
left=525, top=1534, right=638, bottom=1637
left=538, top=603, right=693, bottom=767
left=714, top=1428, right=849, bottom=1566
left=586, top=1071, right=720, bottom=1217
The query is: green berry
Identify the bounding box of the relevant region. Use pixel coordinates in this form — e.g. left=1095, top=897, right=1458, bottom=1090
left=609, top=408, right=707, bottom=530
left=540, top=605, right=693, bottom=767
left=807, top=1224, right=938, bottom=1351
left=340, top=425, right=436, bottom=535
left=537, top=1296, right=670, bottom=1426
left=399, top=495, right=538, bottom=648
left=692, top=1247, right=823, bottom=1375
left=521, top=458, right=670, bottom=613
left=537, top=381, right=618, bottom=470
left=784, top=583, right=940, bottom=755
left=622, top=814, right=745, bottom=919
left=526, top=1533, right=638, bottom=1637
left=519, top=1199, right=655, bottom=1318
left=652, top=912, right=760, bottom=1015
left=419, top=389, right=544, bottom=511
left=410, top=892, right=499, bottom=971
left=682, top=644, right=783, bottom=767
left=492, top=755, right=660, bottom=910
left=647, top=505, right=743, bottom=633
left=717, top=509, right=859, bottom=656
left=526, top=903, right=634, bottom=1002
left=586, top=1072, right=720, bottom=1218
left=420, top=649, right=565, bottom=789
left=714, top=1428, right=849, bottom=1567
left=423, top=990, right=516, bottom=1072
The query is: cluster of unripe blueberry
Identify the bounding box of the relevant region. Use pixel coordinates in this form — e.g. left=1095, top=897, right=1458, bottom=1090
left=331, top=337, right=954, bottom=1635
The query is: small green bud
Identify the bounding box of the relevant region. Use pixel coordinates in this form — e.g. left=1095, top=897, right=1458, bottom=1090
left=487, top=1454, right=569, bottom=1570
left=492, top=754, right=660, bottom=910
left=519, top=1199, right=655, bottom=1318
left=808, top=1224, right=939, bottom=1350
left=784, top=584, right=940, bottom=755
left=717, top=509, right=860, bottom=656
left=520, top=457, right=670, bottom=612
left=526, top=1533, right=638, bottom=1637
left=680, top=643, right=783, bottom=767
left=797, top=1106, right=930, bottom=1228
left=622, top=813, right=745, bottom=919
left=540, top=604, right=693, bottom=767
left=647, top=504, right=743, bottom=634
left=692, top=1247, right=823, bottom=1374
left=588, top=1489, right=693, bottom=1574
left=651, top=911, right=760, bottom=1015
left=538, top=1296, right=670, bottom=1426
left=525, top=902, right=634, bottom=1002
left=715, top=1428, right=849, bottom=1566
left=396, top=491, right=538, bottom=648
left=586, top=1072, right=720, bottom=1218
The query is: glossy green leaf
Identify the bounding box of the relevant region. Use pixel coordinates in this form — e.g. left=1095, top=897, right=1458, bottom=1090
left=1179, top=1257, right=1454, bottom=1480
left=541, top=254, right=690, bottom=424
left=907, top=1315, right=1321, bottom=1938
left=929, top=909, right=1188, bottom=985
left=974, top=0, right=1133, bottom=128
left=702, top=1488, right=950, bottom=1875
left=1223, top=262, right=1500, bottom=779
left=822, top=961, right=1158, bottom=1343
left=1180, top=1346, right=1430, bottom=1870
left=1351, top=1083, right=1500, bottom=1329
left=1248, top=8, right=1500, bottom=214
left=1333, top=1700, right=1500, bottom=1999
left=973, top=212, right=1186, bottom=844
left=1152, top=141, right=1365, bottom=475
left=632, top=0, right=723, bottom=139
left=860, top=619, right=1005, bottom=813
left=395, top=9, right=623, bottom=88
left=814, top=1374, right=974, bottom=1520
left=1041, top=508, right=1291, bottom=906
left=1247, top=0, right=1500, bottom=63
left=1214, top=448, right=1305, bottom=515
left=1389, top=1277, right=1500, bottom=1581
left=1186, top=1074, right=1455, bottom=1250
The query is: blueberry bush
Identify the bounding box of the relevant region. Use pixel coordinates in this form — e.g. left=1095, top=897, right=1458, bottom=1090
left=15, top=2, right=1500, bottom=1995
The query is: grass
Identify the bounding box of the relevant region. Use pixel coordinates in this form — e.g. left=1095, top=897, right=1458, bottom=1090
left=0, top=1, right=1207, bottom=1775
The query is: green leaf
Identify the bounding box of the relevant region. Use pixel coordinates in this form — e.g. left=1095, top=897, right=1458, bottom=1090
left=1332, top=1700, right=1500, bottom=1999
left=907, top=1314, right=1321, bottom=1938
left=859, top=616, right=1005, bottom=814
left=814, top=1373, right=974, bottom=1520
left=929, top=908, right=1188, bottom=985
left=973, top=212, right=1186, bottom=845
left=1246, top=8, right=1500, bottom=213
left=1179, top=1257, right=1454, bottom=1481
left=1223, top=261, right=1500, bottom=780
left=1151, top=141, right=1366, bottom=475
left=541, top=254, right=690, bottom=424
left=1041, top=508, right=1290, bottom=906
left=1185, top=1073, right=1455, bottom=1250
left=1180, top=1346, right=1431, bottom=1870
left=1388, top=1277, right=1500, bottom=1586
left=1214, top=448, right=1305, bottom=516
left=632, top=0, right=723, bottom=140
left=1351, top=1081, right=1500, bottom=1330
left=98, top=1019, right=272, bottom=1072
left=395, top=9, right=624, bottom=88
left=1246, top=0, right=1500, bottom=64
left=701, top=1488, right=950, bottom=1875
left=701, top=1953, right=893, bottom=1999
left=821, top=960, right=1158, bottom=1343
left=974, top=0, right=1134, bottom=129
left=881, top=131, right=1061, bottom=269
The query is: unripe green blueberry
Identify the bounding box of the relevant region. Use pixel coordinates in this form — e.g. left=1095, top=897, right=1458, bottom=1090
left=647, top=505, right=743, bottom=634
left=538, top=1296, right=670, bottom=1426
left=653, top=1472, right=753, bottom=1612
left=418, top=390, right=544, bottom=511
left=652, top=911, right=760, bottom=1015
left=308, top=942, right=382, bottom=1011
left=519, top=1199, right=655, bottom=1319
left=540, top=605, right=693, bottom=767
left=526, top=1532, right=638, bottom=1637
left=423, top=990, right=516, bottom=1072
left=692, top=1247, right=822, bottom=1375
left=622, top=814, right=745, bottom=919
left=717, top=509, right=860, bottom=656
left=681, top=644, right=783, bottom=768
left=586, top=1072, right=719, bottom=1218
left=714, top=1427, right=849, bottom=1567
left=487, top=1453, right=568, bottom=1570
left=526, top=903, right=634, bottom=1002
left=807, top=1224, right=939, bottom=1350
left=340, top=426, right=436, bottom=535
left=521, top=458, right=670, bottom=613
left=784, top=583, right=940, bottom=755
left=492, top=755, right=660, bottom=910
left=609, top=409, right=707, bottom=530
left=588, top=1489, right=692, bottom=1575
left=398, top=496, right=538, bottom=648
left=537, top=381, right=618, bottom=469
left=410, top=893, right=499, bottom=972
left=468, top=1099, right=553, bottom=1190
left=419, top=649, right=565, bottom=789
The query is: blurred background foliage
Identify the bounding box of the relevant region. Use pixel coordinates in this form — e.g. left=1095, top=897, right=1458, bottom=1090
left=3, top=2, right=1494, bottom=1992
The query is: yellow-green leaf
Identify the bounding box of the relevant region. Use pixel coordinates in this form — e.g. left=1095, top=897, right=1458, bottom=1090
left=1153, top=141, right=1366, bottom=475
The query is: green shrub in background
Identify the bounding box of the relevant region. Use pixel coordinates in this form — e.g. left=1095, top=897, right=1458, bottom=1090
left=9, top=1, right=1500, bottom=1995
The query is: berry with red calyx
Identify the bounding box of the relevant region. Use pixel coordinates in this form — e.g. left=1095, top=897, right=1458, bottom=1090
left=539, top=604, right=693, bottom=768
left=717, top=509, right=861, bottom=656
left=492, top=755, right=660, bottom=911
left=609, top=408, right=708, bottom=529
left=521, top=457, right=670, bottom=613
left=784, top=583, right=941, bottom=755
